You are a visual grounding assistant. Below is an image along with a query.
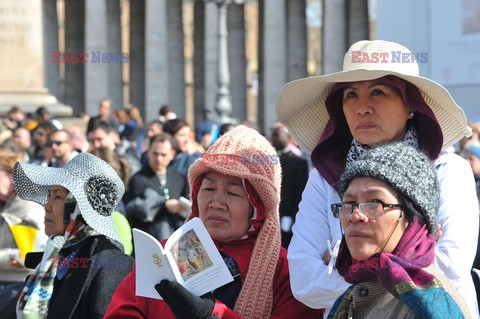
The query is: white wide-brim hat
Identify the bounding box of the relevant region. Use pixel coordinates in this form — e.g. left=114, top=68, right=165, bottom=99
left=13, top=152, right=125, bottom=244
left=276, top=40, right=472, bottom=153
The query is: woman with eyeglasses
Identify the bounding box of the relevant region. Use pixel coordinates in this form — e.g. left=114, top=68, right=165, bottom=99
left=327, top=142, right=470, bottom=318
left=277, top=40, right=478, bottom=316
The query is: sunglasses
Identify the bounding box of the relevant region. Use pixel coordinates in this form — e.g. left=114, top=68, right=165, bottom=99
left=50, top=140, right=68, bottom=146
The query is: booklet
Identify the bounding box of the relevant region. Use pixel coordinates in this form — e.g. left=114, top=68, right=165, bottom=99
left=133, top=217, right=234, bottom=300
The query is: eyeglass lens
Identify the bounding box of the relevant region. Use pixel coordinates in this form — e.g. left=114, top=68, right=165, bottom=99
left=340, top=203, right=384, bottom=218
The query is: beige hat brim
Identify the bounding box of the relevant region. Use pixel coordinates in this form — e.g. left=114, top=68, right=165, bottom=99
left=276, top=69, right=472, bottom=154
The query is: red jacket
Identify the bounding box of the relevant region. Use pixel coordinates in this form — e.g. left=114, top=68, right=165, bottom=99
left=105, top=238, right=322, bottom=318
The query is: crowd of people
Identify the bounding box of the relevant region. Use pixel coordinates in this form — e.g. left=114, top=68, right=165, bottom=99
left=0, top=39, right=479, bottom=318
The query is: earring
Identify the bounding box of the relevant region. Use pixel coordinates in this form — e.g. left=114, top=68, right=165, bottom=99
left=409, top=111, right=415, bottom=119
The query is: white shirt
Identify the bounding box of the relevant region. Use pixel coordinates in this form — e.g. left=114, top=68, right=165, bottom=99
left=288, top=151, right=480, bottom=318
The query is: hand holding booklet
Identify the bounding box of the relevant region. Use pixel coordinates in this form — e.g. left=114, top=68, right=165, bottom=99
left=132, top=217, right=233, bottom=299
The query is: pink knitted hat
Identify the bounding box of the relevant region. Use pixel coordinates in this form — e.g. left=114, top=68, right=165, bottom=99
left=187, top=125, right=282, bottom=318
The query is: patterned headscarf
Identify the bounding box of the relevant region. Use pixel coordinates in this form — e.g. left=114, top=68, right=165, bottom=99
left=17, top=199, right=100, bottom=319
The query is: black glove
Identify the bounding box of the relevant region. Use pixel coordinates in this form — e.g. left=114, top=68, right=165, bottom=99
left=155, top=280, right=216, bottom=319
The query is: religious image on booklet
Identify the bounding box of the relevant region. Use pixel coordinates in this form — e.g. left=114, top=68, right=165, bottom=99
left=133, top=217, right=233, bottom=300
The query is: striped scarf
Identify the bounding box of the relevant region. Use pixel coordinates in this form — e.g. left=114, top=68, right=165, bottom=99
left=16, top=224, right=99, bottom=319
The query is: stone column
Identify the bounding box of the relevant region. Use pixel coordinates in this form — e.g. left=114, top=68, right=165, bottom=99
left=204, top=2, right=219, bottom=119
left=167, top=0, right=185, bottom=119
left=347, top=0, right=369, bottom=46
left=129, top=0, right=145, bottom=116
left=257, top=0, right=264, bottom=129
left=107, top=0, right=123, bottom=110
left=64, top=0, right=85, bottom=116
left=0, top=0, right=71, bottom=115
left=228, top=2, right=247, bottom=122
left=286, top=0, right=307, bottom=81
left=144, top=0, right=169, bottom=122
left=84, top=0, right=109, bottom=116
left=193, top=1, right=206, bottom=123
left=322, top=0, right=347, bottom=74
left=258, top=0, right=286, bottom=132
left=43, top=0, right=60, bottom=100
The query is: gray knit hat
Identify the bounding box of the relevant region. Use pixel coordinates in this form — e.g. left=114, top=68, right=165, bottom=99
left=338, top=142, right=439, bottom=233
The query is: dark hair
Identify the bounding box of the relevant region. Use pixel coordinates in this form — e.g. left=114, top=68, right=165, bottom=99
left=148, top=133, right=177, bottom=151
left=219, top=123, right=235, bottom=136
left=163, top=119, right=189, bottom=136
left=159, top=104, right=173, bottom=116
left=397, top=192, right=426, bottom=227
left=8, top=106, right=20, bottom=114
left=36, top=121, right=57, bottom=133
left=88, top=120, right=115, bottom=134
left=63, top=201, right=86, bottom=225
left=36, top=106, right=49, bottom=117
left=147, top=119, right=163, bottom=130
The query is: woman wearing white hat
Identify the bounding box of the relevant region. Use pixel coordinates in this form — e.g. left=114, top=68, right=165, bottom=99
left=13, top=152, right=134, bottom=319
left=276, top=40, right=479, bottom=316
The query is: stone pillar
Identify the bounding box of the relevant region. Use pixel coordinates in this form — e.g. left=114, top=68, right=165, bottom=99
left=64, top=0, right=85, bottom=116
left=257, top=0, right=264, bottom=129
left=193, top=1, right=206, bottom=123
left=228, top=2, right=247, bottom=122
left=167, top=0, right=185, bottom=119
left=204, top=2, right=219, bottom=119
left=107, top=0, right=123, bottom=110
left=43, top=0, right=60, bottom=100
left=322, top=0, right=347, bottom=74
left=347, top=0, right=369, bottom=46
left=0, top=0, right=71, bottom=116
left=286, top=0, right=307, bottom=81
left=129, top=0, right=145, bottom=116
left=144, top=0, right=169, bottom=122
left=84, top=0, right=109, bottom=116
left=258, top=0, right=286, bottom=132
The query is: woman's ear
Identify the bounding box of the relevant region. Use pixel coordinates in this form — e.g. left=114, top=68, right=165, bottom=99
left=408, top=109, right=415, bottom=119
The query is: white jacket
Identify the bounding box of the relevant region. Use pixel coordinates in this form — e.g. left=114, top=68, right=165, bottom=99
left=288, top=151, right=480, bottom=318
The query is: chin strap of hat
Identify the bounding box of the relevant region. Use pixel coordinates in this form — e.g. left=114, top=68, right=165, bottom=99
left=378, top=211, right=403, bottom=255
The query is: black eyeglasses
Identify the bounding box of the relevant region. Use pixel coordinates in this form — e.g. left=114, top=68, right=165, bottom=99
left=331, top=202, right=403, bottom=219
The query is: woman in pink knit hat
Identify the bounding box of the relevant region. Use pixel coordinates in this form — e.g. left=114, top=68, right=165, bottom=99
left=105, top=125, right=322, bottom=318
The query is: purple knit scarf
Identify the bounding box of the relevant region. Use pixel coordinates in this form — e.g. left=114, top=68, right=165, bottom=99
left=335, top=216, right=436, bottom=294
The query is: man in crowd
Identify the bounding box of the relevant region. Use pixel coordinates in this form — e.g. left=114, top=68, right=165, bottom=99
left=49, top=129, right=78, bottom=167
left=124, top=133, right=189, bottom=241
left=87, top=98, right=119, bottom=133
left=35, top=106, right=63, bottom=130
left=31, top=122, right=57, bottom=166
left=3, top=106, right=25, bottom=131
left=10, top=128, right=32, bottom=162
left=270, top=122, right=309, bottom=248
left=158, top=104, right=177, bottom=123
left=88, top=121, right=141, bottom=177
